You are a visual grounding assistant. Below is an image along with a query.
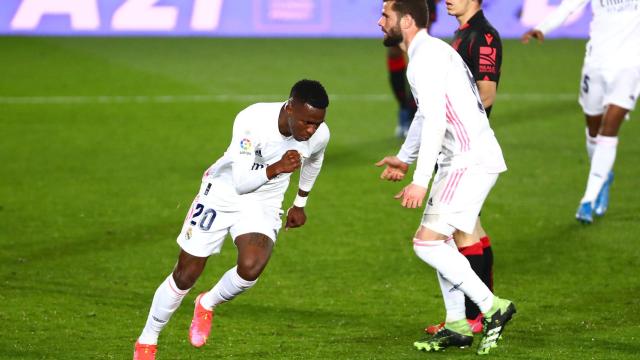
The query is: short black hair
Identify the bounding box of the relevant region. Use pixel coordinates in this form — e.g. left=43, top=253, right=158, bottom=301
left=290, top=79, right=329, bottom=109
left=384, top=0, right=429, bottom=29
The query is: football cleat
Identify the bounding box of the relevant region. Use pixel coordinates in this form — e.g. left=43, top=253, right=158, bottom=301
left=477, top=297, right=516, bottom=355
left=594, top=171, right=614, bottom=216
left=575, top=201, right=594, bottom=224
left=189, top=293, right=214, bottom=348
left=414, top=320, right=473, bottom=352
left=425, top=315, right=484, bottom=335
left=133, top=341, right=157, bottom=360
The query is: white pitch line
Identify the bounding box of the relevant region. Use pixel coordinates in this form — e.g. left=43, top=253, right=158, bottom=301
left=0, top=93, right=576, bottom=105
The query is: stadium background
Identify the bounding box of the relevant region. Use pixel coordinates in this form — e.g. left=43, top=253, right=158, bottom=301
left=1, top=0, right=639, bottom=359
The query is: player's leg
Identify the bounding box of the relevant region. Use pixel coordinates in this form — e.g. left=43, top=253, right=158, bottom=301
left=198, top=232, right=272, bottom=310
left=585, top=114, right=602, bottom=160
left=454, top=227, right=485, bottom=326
left=134, top=185, right=224, bottom=359
left=580, top=105, right=626, bottom=219
left=134, top=250, right=208, bottom=359
left=413, top=170, right=515, bottom=354
left=576, top=65, right=606, bottom=223
left=475, top=218, right=493, bottom=294
left=578, top=66, right=639, bottom=222
left=191, top=206, right=280, bottom=347
left=190, top=233, right=273, bottom=347
left=425, top=225, right=484, bottom=335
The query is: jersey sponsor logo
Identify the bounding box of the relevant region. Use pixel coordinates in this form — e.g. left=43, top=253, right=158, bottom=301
left=479, top=46, right=497, bottom=74
left=484, top=33, right=494, bottom=45
left=239, top=138, right=252, bottom=155
left=255, top=149, right=262, bottom=157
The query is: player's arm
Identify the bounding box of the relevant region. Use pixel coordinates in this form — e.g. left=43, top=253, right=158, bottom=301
left=374, top=99, right=424, bottom=182
left=230, top=114, right=300, bottom=195
left=285, top=126, right=330, bottom=229
left=521, top=0, right=589, bottom=43
left=469, top=31, right=501, bottom=111
left=398, top=56, right=448, bottom=208
left=476, top=81, right=496, bottom=109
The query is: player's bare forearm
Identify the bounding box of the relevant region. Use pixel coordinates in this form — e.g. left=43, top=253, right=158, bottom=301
left=477, top=80, right=497, bottom=109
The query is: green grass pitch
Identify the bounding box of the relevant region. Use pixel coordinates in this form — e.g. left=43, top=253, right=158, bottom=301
left=0, top=37, right=639, bottom=359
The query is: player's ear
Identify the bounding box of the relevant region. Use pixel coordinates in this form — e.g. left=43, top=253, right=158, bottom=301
left=285, top=99, right=293, bottom=114
left=400, top=14, right=413, bottom=30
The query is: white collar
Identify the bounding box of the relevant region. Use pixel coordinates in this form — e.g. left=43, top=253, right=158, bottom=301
left=408, top=29, right=429, bottom=60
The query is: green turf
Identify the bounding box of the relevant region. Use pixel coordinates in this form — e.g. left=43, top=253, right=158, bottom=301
left=1, top=37, right=639, bottom=359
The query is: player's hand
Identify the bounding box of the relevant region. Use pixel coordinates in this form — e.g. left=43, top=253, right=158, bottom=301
left=285, top=206, right=306, bottom=230
left=521, top=29, right=544, bottom=44
left=375, top=156, right=409, bottom=182
left=394, top=183, right=428, bottom=209
left=270, top=150, right=302, bottom=177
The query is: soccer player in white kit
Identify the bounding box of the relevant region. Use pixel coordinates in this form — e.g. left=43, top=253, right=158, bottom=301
left=522, top=0, right=640, bottom=224
left=132, top=80, right=331, bottom=360
left=376, top=0, right=515, bottom=355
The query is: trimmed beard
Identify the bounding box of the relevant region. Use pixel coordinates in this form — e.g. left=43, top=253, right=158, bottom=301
left=383, top=27, right=403, bottom=47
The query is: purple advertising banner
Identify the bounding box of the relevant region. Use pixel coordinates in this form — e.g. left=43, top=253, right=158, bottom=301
left=0, top=0, right=591, bottom=38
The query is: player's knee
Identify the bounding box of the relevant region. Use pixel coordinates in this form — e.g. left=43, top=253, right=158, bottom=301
left=172, top=268, right=200, bottom=290
left=236, top=257, right=267, bottom=281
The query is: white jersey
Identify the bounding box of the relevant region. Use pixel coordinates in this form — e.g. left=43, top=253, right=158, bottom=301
left=536, top=0, right=640, bottom=68
left=202, top=102, right=329, bottom=211
left=398, top=30, right=507, bottom=187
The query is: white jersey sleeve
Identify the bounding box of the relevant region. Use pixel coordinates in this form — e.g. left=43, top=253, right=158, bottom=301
left=536, top=0, right=590, bottom=35
left=409, top=51, right=449, bottom=187
left=229, top=111, right=269, bottom=194
left=298, top=124, right=330, bottom=192
left=396, top=110, right=423, bottom=165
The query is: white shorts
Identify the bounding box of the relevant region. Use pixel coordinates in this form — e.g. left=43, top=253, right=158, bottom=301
left=421, top=167, right=498, bottom=236
left=176, top=182, right=283, bottom=257
left=579, top=65, right=640, bottom=116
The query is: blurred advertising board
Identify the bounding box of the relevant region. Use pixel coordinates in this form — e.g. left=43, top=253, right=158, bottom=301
left=0, top=0, right=590, bottom=38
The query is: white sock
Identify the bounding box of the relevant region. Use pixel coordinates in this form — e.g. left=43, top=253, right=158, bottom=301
left=138, top=274, right=190, bottom=345
left=413, top=239, right=494, bottom=314
left=585, top=128, right=597, bottom=161
left=200, top=266, right=257, bottom=310
left=437, top=271, right=466, bottom=322
left=436, top=238, right=466, bottom=322
left=581, top=135, right=618, bottom=204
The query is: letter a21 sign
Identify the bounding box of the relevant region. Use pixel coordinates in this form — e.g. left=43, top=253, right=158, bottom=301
left=8, top=0, right=224, bottom=32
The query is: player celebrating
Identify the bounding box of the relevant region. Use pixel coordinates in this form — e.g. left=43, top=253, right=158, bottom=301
left=522, top=0, right=640, bottom=224
left=377, top=0, right=515, bottom=355
left=423, top=0, right=503, bottom=335
left=132, top=80, right=330, bottom=360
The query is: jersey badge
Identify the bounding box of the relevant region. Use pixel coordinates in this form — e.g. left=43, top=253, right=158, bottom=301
left=479, top=46, right=497, bottom=74
left=240, top=138, right=253, bottom=155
